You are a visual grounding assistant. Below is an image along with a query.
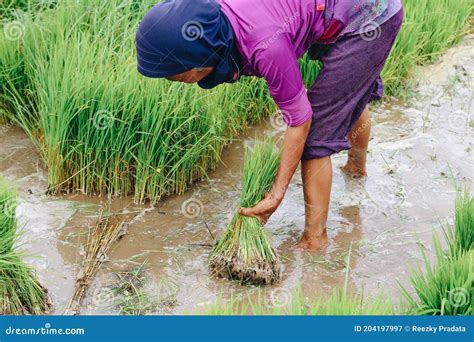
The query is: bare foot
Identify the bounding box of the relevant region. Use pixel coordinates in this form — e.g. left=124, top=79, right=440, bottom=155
left=294, top=230, right=328, bottom=251
left=340, top=163, right=367, bottom=178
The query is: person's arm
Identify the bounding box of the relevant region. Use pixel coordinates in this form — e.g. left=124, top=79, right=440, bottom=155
left=239, top=35, right=313, bottom=223
left=239, top=120, right=310, bottom=223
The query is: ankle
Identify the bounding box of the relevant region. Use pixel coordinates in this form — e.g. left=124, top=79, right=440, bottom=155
left=302, top=226, right=327, bottom=239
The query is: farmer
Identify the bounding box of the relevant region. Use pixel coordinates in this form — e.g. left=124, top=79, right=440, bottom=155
left=136, top=0, right=403, bottom=250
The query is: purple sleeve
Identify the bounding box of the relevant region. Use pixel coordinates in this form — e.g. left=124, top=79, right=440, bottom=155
left=253, top=35, right=313, bottom=127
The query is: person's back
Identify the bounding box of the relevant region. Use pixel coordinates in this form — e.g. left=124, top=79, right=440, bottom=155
left=218, top=0, right=403, bottom=63
left=217, top=0, right=327, bottom=60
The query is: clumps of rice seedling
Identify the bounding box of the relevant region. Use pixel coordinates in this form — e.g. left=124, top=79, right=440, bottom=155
left=400, top=189, right=473, bottom=315
left=400, top=246, right=473, bottom=315
left=445, top=190, right=473, bottom=259
left=0, top=176, right=50, bottom=314
left=209, top=140, right=281, bottom=285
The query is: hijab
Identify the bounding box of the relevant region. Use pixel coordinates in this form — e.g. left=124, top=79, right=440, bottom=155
left=136, top=0, right=242, bottom=89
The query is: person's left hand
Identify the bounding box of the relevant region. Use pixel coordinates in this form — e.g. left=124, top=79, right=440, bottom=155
left=238, top=192, right=282, bottom=224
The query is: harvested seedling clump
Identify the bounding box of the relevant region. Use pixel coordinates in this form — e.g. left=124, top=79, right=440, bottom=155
left=0, top=177, right=50, bottom=314
left=209, top=140, right=281, bottom=285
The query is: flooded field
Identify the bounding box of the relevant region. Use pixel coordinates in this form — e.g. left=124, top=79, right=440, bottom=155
left=1, top=37, right=472, bottom=314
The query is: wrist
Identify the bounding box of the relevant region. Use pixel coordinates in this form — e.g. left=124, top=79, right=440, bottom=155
left=270, top=183, right=286, bottom=202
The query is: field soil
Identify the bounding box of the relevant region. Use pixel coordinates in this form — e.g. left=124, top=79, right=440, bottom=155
left=0, top=37, right=472, bottom=314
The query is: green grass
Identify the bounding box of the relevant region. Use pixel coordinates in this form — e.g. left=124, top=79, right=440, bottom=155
left=0, top=175, right=50, bottom=314
left=0, top=0, right=472, bottom=202
left=209, top=140, right=281, bottom=285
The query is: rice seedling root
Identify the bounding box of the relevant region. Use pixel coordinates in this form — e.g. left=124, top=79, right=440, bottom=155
left=209, top=249, right=281, bottom=286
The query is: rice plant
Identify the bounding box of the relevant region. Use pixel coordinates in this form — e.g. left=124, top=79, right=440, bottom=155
left=445, top=190, right=474, bottom=258
left=400, top=190, right=473, bottom=316
left=400, top=245, right=473, bottom=315
left=0, top=176, right=50, bottom=314
left=209, top=140, right=281, bottom=285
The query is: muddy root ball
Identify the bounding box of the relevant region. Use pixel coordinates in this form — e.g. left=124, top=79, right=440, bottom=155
left=209, top=254, right=281, bottom=285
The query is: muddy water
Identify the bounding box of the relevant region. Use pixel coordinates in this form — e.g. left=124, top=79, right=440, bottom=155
left=1, top=37, right=472, bottom=314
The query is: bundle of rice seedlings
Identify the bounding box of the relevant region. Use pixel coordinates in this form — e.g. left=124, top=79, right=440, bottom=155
left=209, top=140, right=281, bottom=285
left=445, top=190, right=473, bottom=259
left=400, top=190, right=474, bottom=315
left=0, top=176, right=50, bottom=314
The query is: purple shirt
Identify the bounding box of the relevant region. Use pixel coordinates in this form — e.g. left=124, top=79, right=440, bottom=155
left=218, top=0, right=402, bottom=126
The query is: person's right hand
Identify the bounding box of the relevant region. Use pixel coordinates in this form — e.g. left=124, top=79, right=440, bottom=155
left=238, top=192, right=282, bottom=225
